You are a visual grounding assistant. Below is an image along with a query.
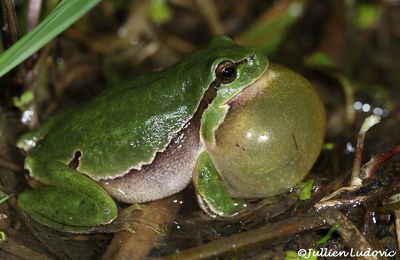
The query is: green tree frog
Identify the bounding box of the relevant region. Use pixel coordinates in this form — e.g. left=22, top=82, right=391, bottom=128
left=17, top=36, right=325, bottom=232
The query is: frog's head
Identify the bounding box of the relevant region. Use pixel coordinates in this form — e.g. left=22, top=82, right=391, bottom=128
left=204, top=36, right=269, bottom=104
left=175, top=36, right=268, bottom=107
left=197, top=36, right=269, bottom=146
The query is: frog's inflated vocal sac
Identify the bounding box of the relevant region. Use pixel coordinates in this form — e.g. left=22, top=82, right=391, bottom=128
left=17, top=36, right=325, bottom=232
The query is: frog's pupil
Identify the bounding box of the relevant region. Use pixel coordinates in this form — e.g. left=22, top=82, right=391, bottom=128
left=222, top=67, right=235, bottom=78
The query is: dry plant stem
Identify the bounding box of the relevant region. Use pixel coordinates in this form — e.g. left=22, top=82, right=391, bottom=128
left=362, top=145, right=400, bottom=180
left=102, top=196, right=181, bottom=260
left=135, top=41, right=161, bottom=65
left=114, top=1, right=151, bottom=49
left=317, top=176, right=400, bottom=211
left=0, top=112, right=23, bottom=195
left=27, top=0, right=42, bottom=31
left=318, top=186, right=360, bottom=202
left=0, top=0, right=19, bottom=46
left=351, top=126, right=366, bottom=186
left=163, top=212, right=327, bottom=260
left=315, top=0, right=351, bottom=133
left=314, top=178, right=400, bottom=256
left=0, top=157, right=22, bottom=172
left=395, top=210, right=400, bottom=252
left=314, top=196, right=368, bottom=211
left=318, top=0, right=345, bottom=66
left=194, top=0, right=224, bottom=34
left=242, top=191, right=300, bottom=227
left=64, top=29, right=111, bottom=55
left=367, top=179, right=400, bottom=210
left=0, top=235, right=53, bottom=260
left=351, top=115, right=381, bottom=186
left=320, top=209, right=378, bottom=260
left=165, top=34, right=196, bottom=54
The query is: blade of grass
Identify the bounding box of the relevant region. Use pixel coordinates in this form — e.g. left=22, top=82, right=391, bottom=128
left=0, top=0, right=100, bottom=78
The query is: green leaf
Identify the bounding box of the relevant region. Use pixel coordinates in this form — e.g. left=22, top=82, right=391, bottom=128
left=356, top=4, right=381, bottom=30
left=304, top=51, right=336, bottom=68
left=285, top=250, right=301, bottom=260
left=239, top=1, right=305, bottom=54
left=316, top=223, right=340, bottom=245
left=0, top=231, right=6, bottom=241
left=322, top=142, right=335, bottom=150
left=0, top=0, right=101, bottom=78
left=148, top=0, right=172, bottom=24
left=0, top=190, right=10, bottom=205
left=285, top=250, right=317, bottom=260
left=298, top=179, right=314, bottom=201
left=12, top=90, right=33, bottom=109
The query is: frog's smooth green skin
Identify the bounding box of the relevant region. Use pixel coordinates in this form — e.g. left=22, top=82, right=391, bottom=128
left=193, top=63, right=325, bottom=216
left=17, top=36, right=270, bottom=232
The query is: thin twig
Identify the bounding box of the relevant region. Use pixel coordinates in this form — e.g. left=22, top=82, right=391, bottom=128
left=163, top=212, right=327, bottom=260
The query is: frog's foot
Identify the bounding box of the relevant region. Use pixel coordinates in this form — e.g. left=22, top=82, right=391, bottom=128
left=18, top=161, right=118, bottom=233
left=193, top=151, right=246, bottom=217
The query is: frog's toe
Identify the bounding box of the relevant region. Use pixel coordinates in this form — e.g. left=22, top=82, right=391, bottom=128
left=18, top=186, right=117, bottom=233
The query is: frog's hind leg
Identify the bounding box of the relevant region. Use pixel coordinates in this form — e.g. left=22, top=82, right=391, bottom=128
left=18, top=160, right=118, bottom=233
left=193, top=151, right=245, bottom=217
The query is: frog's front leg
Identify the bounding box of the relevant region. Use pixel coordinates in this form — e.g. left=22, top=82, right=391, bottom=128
left=17, top=106, right=81, bottom=152
left=18, top=160, right=117, bottom=233
left=193, top=151, right=245, bottom=217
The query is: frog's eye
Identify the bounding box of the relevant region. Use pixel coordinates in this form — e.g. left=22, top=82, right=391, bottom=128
left=215, top=61, right=237, bottom=84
